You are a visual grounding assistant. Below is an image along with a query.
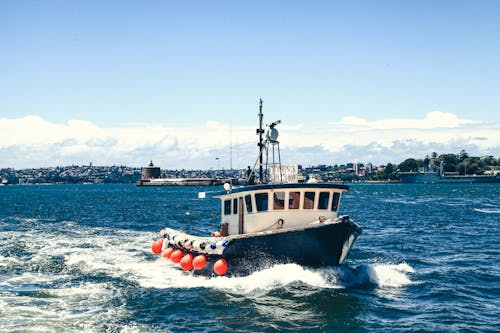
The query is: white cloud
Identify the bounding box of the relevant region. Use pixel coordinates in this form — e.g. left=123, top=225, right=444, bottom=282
left=340, top=111, right=476, bottom=130
left=0, top=112, right=499, bottom=169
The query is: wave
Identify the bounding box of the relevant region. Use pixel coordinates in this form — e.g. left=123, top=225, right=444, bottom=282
left=346, top=262, right=414, bottom=288
left=0, top=222, right=415, bottom=332
left=1, top=223, right=414, bottom=295
left=473, top=208, right=500, bottom=214
left=136, top=259, right=414, bottom=293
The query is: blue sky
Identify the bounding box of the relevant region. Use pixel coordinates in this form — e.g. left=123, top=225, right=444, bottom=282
left=1, top=1, right=499, bottom=168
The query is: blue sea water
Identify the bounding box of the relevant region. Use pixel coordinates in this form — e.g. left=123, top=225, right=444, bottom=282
left=0, top=183, right=498, bottom=332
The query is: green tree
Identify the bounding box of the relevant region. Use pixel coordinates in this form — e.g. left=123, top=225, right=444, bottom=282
left=482, top=155, right=494, bottom=166
left=438, top=154, right=459, bottom=172
left=457, top=157, right=487, bottom=175
left=459, top=149, right=469, bottom=161
left=372, top=163, right=399, bottom=180
left=385, top=163, right=394, bottom=174
left=423, top=155, right=431, bottom=170
left=398, top=158, right=420, bottom=172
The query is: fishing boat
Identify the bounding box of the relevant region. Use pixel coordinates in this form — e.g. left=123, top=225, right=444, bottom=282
left=151, top=100, right=362, bottom=276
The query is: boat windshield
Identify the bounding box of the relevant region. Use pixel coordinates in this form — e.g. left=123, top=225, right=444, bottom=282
left=255, top=193, right=269, bottom=211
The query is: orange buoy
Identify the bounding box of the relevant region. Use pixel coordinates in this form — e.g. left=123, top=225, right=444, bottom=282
left=170, top=249, right=183, bottom=263
left=192, top=255, right=207, bottom=270
left=180, top=253, right=194, bottom=271
left=162, top=247, right=174, bottom=259
left=213, top=258, right=228, bottom=276
left=151, top=239, right=163, bottom=254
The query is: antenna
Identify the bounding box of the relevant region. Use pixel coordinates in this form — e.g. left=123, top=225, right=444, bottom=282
left=247, top=99, right=283, bottom=184
left=229, top=120, right=233, bottom=170
left=257, top=99, right=264, bottom=183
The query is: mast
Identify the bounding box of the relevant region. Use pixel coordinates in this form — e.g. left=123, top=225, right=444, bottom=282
left=229, top=120, right=233, bottom=170
left=257, top=99, right=264, bottom=183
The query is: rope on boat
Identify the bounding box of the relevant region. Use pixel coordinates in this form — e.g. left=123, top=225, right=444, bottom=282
left=255, top=219, right=282, bottom=232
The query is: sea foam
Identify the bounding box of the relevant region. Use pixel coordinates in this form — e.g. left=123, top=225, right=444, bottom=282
left=136, top=257, right=414, bottom=294
left=473, top=208, right=500, bottom=214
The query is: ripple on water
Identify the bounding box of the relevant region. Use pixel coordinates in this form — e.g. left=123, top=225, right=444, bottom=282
left=0, top=183, right=499, bottom=332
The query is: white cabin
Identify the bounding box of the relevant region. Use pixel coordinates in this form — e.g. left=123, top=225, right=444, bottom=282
left=216, top=183, right=349, bottom=236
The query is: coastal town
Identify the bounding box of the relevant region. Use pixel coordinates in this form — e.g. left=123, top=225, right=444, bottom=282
left=1, top=151, right=499, bottom=185
left=1, top=163, right=373, bottom=185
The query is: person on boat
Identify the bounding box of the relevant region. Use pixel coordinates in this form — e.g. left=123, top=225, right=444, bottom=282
left=247, top=166, right=255, bottom=185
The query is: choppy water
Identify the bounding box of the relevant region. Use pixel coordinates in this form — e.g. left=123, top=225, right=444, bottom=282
left=0, top=183, right=498, bottom=332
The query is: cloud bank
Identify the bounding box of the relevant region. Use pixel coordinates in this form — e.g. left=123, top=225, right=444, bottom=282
left=1, top=112, right=499, bottom=169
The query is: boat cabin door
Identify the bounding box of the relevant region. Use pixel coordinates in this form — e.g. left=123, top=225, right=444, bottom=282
left=238, top=197, right=244, bottom=234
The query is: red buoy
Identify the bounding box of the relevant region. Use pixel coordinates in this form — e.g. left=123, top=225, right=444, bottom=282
left=213, top=258, right=228, bottom=276
left=162, top=247, right=174, bottom=259
left=180, top=253, right=194, bottom=271
left=192, top=255, right=207, bottom=270
left=170, top=249, right=183, bottom=263
left=151, top=239, right=163, bottom=254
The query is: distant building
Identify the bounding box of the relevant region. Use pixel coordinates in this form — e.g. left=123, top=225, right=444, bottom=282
left=366, top=162, right=374, bottom=175
left=141, top=161, right=161, bottom=180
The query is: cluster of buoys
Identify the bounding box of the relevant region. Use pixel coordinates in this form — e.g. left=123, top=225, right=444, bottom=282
left=151, top=239, right=228, bottom=275
left=166, top=232, right=228, bottom=255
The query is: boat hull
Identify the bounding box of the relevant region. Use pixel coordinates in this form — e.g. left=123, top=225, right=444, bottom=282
left=163, top=217, right=362, bottom=277
left=220, top=217, right=361, bottom=276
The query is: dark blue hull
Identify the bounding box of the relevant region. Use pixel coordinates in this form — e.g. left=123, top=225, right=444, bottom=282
left=183, top=217, right=362, bottom=277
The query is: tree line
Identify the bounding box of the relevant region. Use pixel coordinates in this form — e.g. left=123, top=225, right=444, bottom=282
left=375, top=150, right=500, bottom=180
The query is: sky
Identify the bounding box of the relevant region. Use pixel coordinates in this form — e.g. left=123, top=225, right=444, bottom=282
left=1, top=0, right=499, bottom=169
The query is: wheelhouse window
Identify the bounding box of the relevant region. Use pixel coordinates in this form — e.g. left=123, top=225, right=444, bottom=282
left=273, top=192, right=285, bottom=210
left=304, top=192, right=315, bottom=209
left=224, top=199, right=231, bottom=215
left=255, top=193, right=269, bottom=212
left=318, top=192, right=330, bottom=209
left=245, top=195, right=253, bottom=213
left=233, top=198, right=238, bottom=214
left=332, top=192, right=340, bottom=211
left=289, top=191, right=300, bottom=209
